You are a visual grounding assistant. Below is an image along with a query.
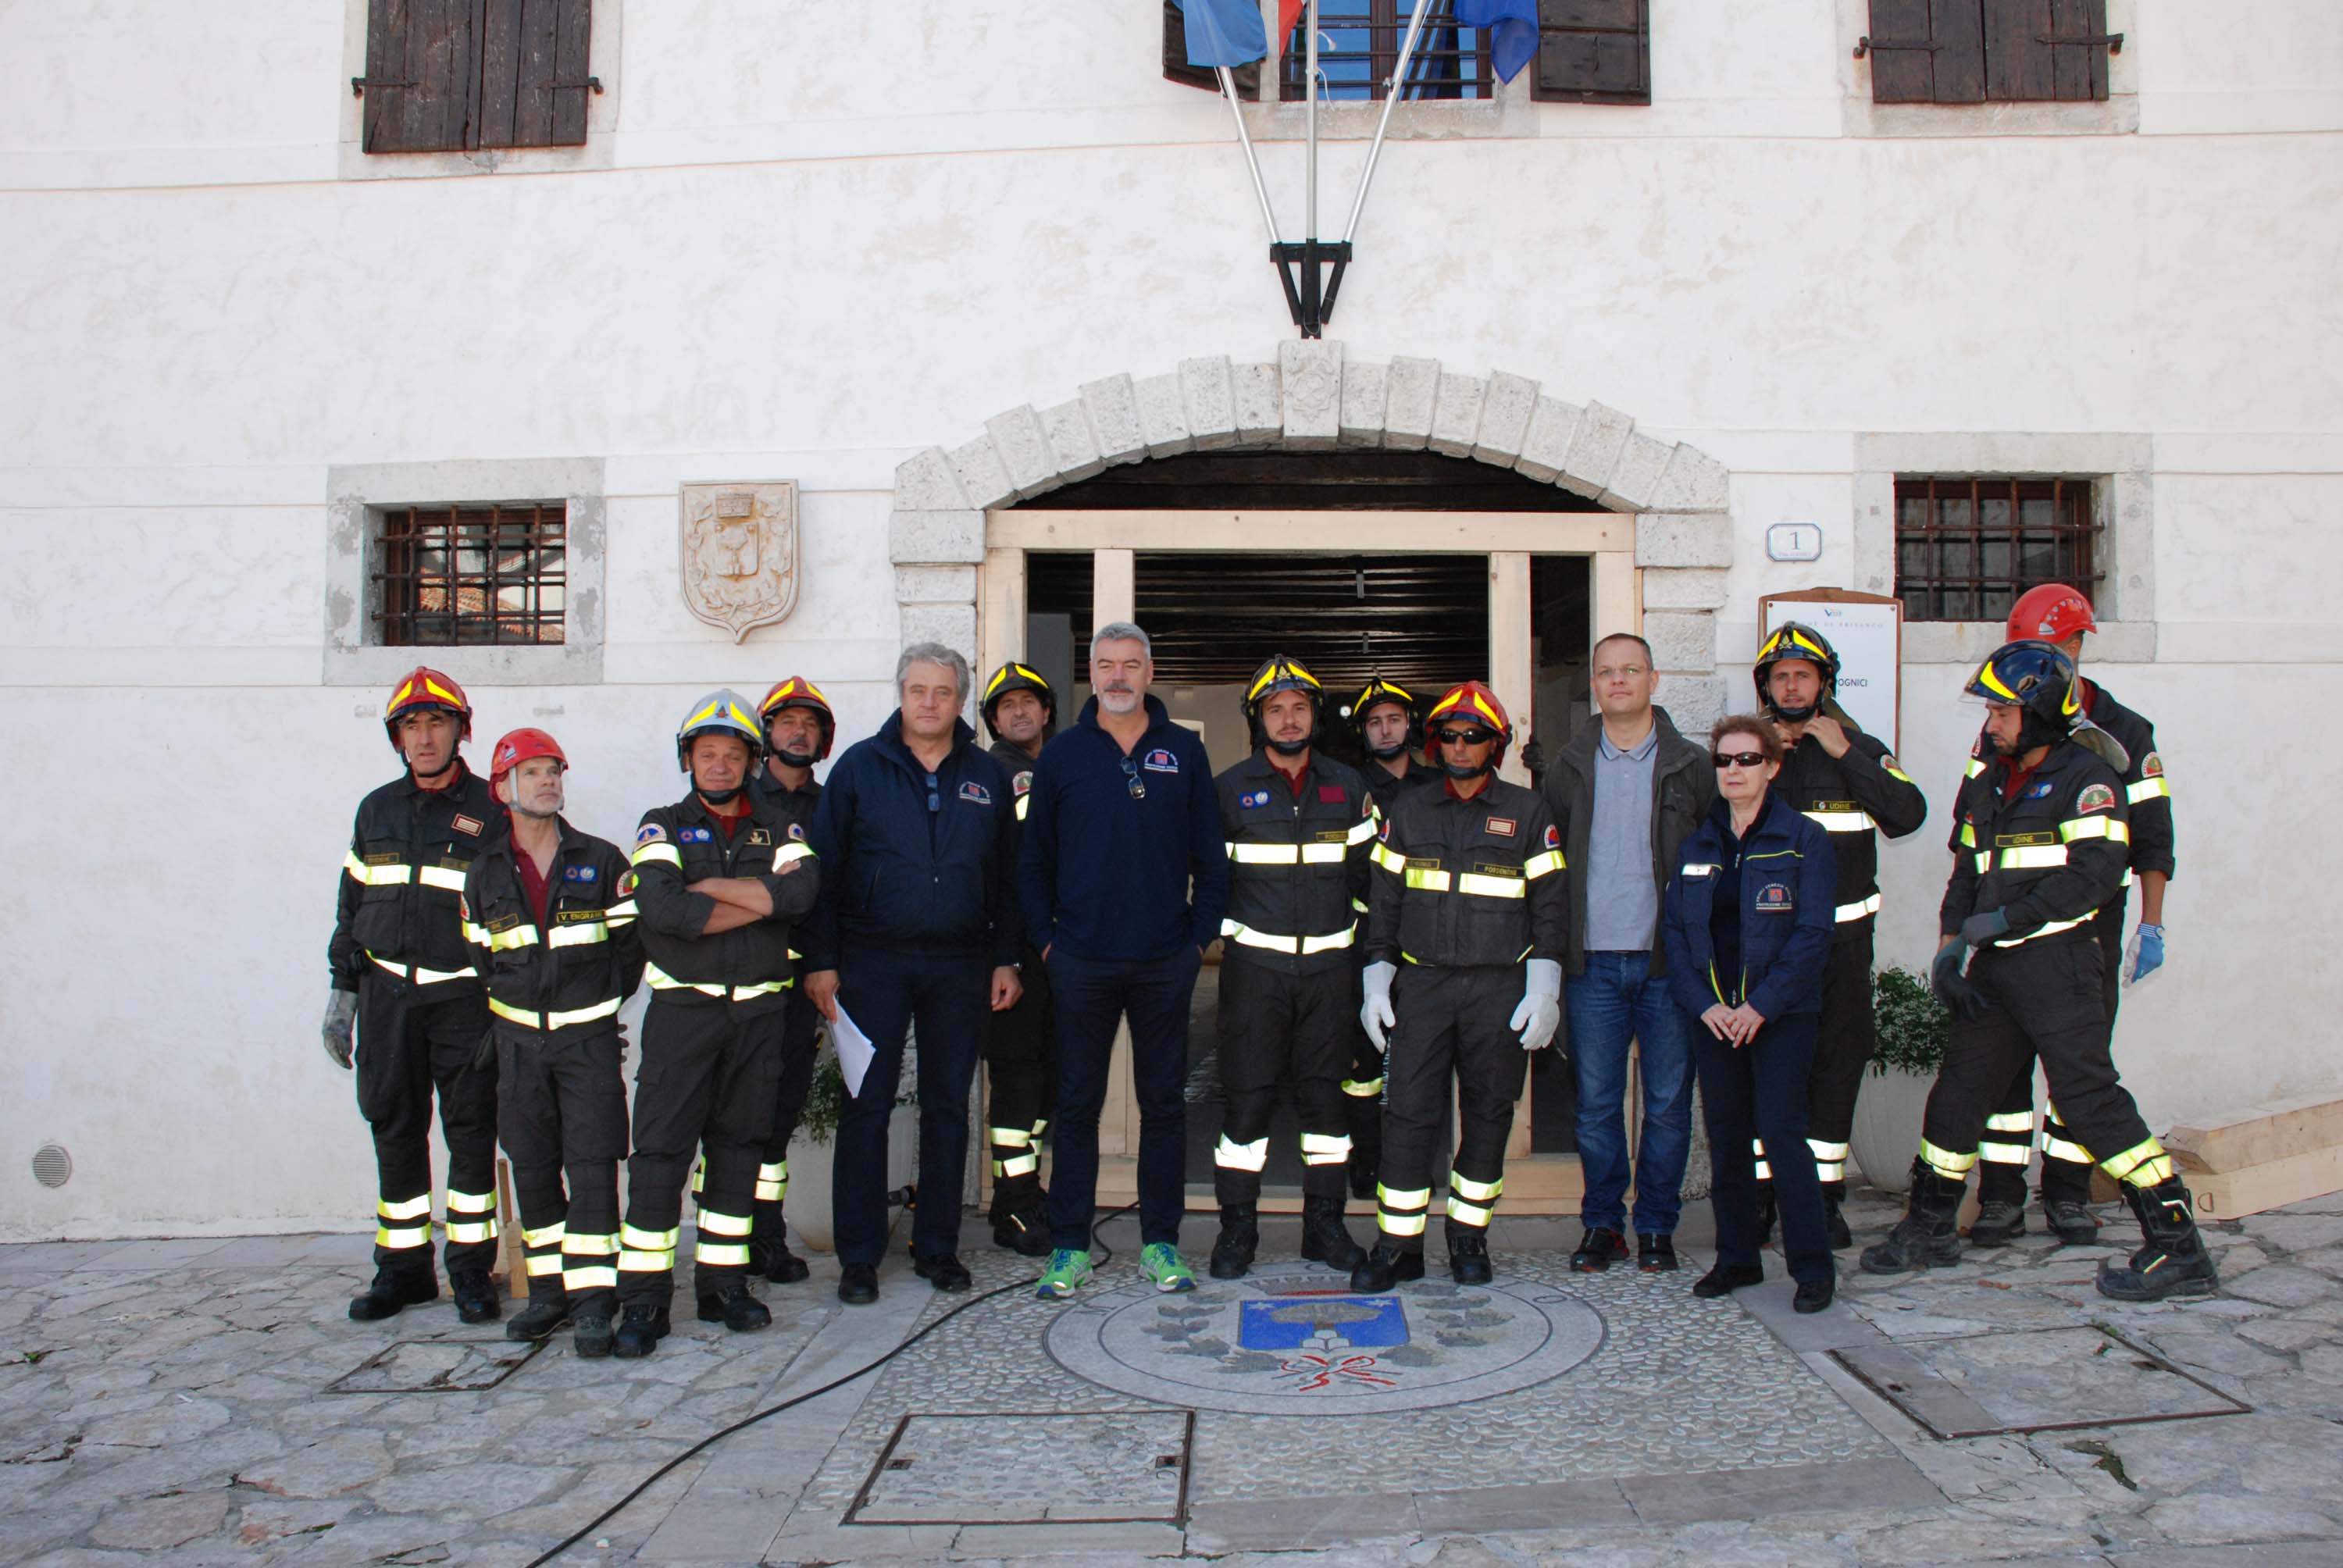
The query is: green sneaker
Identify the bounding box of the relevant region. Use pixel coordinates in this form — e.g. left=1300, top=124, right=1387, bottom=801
left=1139, top=1242, right=1196, bottom=1293
left=1035, top=1248, right=1093, bottom=1299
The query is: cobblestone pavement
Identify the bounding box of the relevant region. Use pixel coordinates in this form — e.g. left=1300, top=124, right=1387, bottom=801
left=2, top=1188, right=2341, bottom=1567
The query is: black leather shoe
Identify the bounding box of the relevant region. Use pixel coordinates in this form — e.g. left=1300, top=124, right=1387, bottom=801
left=1350, top=1243, right=1426, bottom=1292
left=450, top=1269, right=501, bottom=1325
left=611, top=1304, right=670, bottom=1359
left=505, top=1295, right=572, bottom=1342
left=1692, top=1263, right=1765, bottom=1299
left=1446, top=1224, right=1493, bottom=1285
left=347, top=1267, right=437, bottom=1322
left=1793, top=1277, right=1835, bottom=1313
left=751, top=1234, right=812, bottom=1285
left=697, top=1280, right=772, bottom=1331
left=838, top=1263, right=879, bottom=1306
left=572, top=1312, right=614, bottom=1359
left=913, top=1253, right=972, bottom=1292
left=1637, top=1234, right=1678, bottom=1273
left=1570, top=1227, right=1628, bottom=1273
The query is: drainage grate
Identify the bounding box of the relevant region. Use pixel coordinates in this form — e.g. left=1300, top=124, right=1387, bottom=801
left=843, top=1410, right=1193, bottom=1526
left=327, top=1338, right=543, bottom=1394
left=1832, top=1324, right=2249, bottom=1440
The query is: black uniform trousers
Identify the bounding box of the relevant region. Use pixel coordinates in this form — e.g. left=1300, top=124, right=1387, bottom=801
left=1047, top=950, right=1203, bottom=1250
left=1699, top=1012, right=1834, bottom=1285
left=619, top=996, right=783, bottom=1306
left=832, top=946, right=992, bottom=1267
left=1213, top=957, right=1353, bottom=1205
left=1376, top=964, right=1527, bottom=1251
left=497, top=1025, right=628, bottom=1317
left=355, top=971, right=500, bottom=1278
left=1977, top=893, right=2127, bottom=1206
left=1923, top=936, right=2156, bottom=1196
left=983, top=947, right=1056, bottom=1213
left=750, top=989, right=823, bottom=1245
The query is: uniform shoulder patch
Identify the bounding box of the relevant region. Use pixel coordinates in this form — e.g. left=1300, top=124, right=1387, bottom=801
left=959, top=781, right=993, bottom=806
left=1485, top=816, right=1517, bottom=838
left=457, top=893, right=470, bottom=922
left=617, top=871, right=637, bottom=896
left=636, top=822, right=668, bottom=846
left=2141, top=751, right=2163, bottom=779
left=2077, top=782, right=2117, bottom=814
left=451, top=814, right=484, bottom=836
left=1543, top=824, right=1562, bottom=851
left=786, top=821, right=806, bottom=841
left=1880, top=754, right=1899, bottom=772
left=1013, top=769, right=1034, bottom=796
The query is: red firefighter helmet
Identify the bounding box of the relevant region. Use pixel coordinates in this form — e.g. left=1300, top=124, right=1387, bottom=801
left=758, top=675, right=836, bottom=761
left=2006, top=583, right=2098, bottom=645
left=1425, top=681, right=1514, bottom=766
left=489, top=727, right=568, bottom=790
left=383, top=666, right=473, bottom=750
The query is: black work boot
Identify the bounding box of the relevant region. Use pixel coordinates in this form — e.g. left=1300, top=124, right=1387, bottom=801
left=2044, top=1199, right=2102, bottom=1246
left=1350, top=1242, right=1425, bottom=1292
left=1754, top=1183, right=1779, bottom=1247
left=1300, top=1198, right=1366, bottom=1271
left=347, top=1266, right=437, bottom=1322
left=990, top=1191, right=1053, bottom=1258
left=1446, top=1222, right=1493, bottom=1285
left=505, top=1292, right=572, bottom=1342
left=572, top=1311, right=615, bottom=1359
left=2097, top=1178, right=2220, bottom=1302
left=1208, top=1204, right=1260, bottom=1280
left=1824, top=1196, right=1853, bottom=1250
left=449, top=1268, right=501, bottom=1325
left=1348, top=1148, right=1379, bottom=1203
left=751, top=1201, right=811, bottom=1283
left=1860, top=1162, right=1969, bottom=1276
left=611, top=1303, right=671, bottom=1358
left=696, top=1279, right=772, bottom=1332
left=1968, top=1198, right=2028, bottom=1246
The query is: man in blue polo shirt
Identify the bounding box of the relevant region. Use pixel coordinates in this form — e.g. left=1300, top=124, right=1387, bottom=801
left=1019, top=622, right=1229, bottom=1298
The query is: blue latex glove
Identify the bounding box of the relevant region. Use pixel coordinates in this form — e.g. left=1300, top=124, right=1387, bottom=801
left=2125, top=923, right=2166, bottom=984
left=1960, top=908, right=2012, bottom=946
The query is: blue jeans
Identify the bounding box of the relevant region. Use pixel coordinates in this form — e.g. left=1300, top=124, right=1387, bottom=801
left=1567, top=950, right=1697, bottom=1236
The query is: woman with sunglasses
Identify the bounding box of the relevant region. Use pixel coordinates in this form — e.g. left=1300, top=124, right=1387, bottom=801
left=1660, top=716, right=1839, bottom=1312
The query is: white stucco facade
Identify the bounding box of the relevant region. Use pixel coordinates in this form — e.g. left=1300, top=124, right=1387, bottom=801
left=2, top=2, right=2338, bottom=1238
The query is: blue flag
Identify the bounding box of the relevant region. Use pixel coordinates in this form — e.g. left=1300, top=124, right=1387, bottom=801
left=1173, top=0, right=1270, bottom=69
left=1455, top=0, right=1539, bottom=84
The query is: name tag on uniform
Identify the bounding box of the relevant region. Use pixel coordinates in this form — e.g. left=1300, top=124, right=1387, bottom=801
left=1485, top=817, right=1517, bottom=837
left=451, top=814, right=484, bottom=836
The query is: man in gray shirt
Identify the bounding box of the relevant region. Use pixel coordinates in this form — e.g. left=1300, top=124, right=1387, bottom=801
left=1539, top=634, right=1716, bottom=1273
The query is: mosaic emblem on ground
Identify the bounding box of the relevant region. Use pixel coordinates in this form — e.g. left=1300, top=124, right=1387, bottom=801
left=1045, top=1262, right=1606, bottom=1414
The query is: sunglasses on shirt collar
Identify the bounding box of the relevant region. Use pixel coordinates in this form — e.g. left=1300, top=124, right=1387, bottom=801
left=1118, top=755, right=1146, bottom=800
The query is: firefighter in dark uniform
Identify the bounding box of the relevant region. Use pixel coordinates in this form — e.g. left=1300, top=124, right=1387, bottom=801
left=325, top=667, right=506, bottom=1325
left=615, top=690, right=821, bottom=1357
left=1970, top=585, right=2177, bottom=1246
left=461, top=729, right=642, bottom=1358
left=744, top=675, right=835, bottom=1286
left=1354, top=682, right=1568, bottom=1290
left=979, top=661, right=1059, bottom=1255
left=1343, top=676, right=1426, bottom=1199
left=1861, top=642, right=2216, bottom=1303
left=1749, top=623, right=1927, bottom=1249
left=1208, top=657, right=1378, bottom=1279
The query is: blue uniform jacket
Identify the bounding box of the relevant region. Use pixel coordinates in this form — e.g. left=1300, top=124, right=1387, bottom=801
left=1661, top=791, right=1837, bottom=1024
left=800, top=712, right=1022, bottom=970
left=1018, top=694, right=1229, bottom=963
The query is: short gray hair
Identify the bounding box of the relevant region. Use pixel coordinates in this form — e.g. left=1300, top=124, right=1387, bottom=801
left=1090, top=621, right=1152, bottom=661
left=897, top=642, right=972, bottom=704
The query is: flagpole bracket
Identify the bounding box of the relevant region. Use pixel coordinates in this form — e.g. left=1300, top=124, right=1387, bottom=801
left=1271, top=240, right=1353, bottom=339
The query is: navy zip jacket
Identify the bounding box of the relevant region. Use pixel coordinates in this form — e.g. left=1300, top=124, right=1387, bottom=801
left=800, top=712, right=1022, bottom=970
left=1019, top=694, right=1229, bottom=963
left=1661, top=791, right=1837, bottom=1024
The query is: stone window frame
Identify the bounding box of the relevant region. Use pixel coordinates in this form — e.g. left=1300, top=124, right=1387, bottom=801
left=323, top=458, right=607, bottom=686
left=1852, top=432, right=2154, bottom=665
left=1835, top=0, right=2139, bottom=137
left=335, top=0, right=622, bottom=181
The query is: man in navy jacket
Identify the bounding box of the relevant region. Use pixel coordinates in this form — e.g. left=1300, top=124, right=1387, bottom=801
left=1018, top=622, right=1229, bottom=1298
left=802, top=644, right=1023, bottom=1306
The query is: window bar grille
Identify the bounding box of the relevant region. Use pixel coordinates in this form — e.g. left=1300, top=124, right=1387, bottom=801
left=373, top=503, right=565, bottom=647
left=1283, top=0, right=1489, bottom=102
left=1895, top=476, right=2097, bottom=623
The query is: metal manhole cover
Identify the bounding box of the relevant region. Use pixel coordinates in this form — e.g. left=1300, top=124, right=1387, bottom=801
left=327, top=1338, right=542, bottom=1394
left=1832, top=1325, right=2250, bottom=1440
left=1045, top=1263, right=1604, bottom=1414
left=844, top=1410, right=1193, bottom=1525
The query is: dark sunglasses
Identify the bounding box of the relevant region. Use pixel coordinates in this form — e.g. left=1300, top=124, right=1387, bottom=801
left=1434, top=727, right=1498, bottom=747
left=1713, top=750, right=1768, bottom=771
left=1118, top=755, right=1147, bottom=800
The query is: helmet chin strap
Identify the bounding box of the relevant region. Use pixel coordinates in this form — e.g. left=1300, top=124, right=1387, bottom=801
left=1368, top=739, right=1411, bottom=761
left=1267, top=735, right=1312, bottom=757
left=1764, top=697, right=1819, bottom=724
left=1441, top=757, right=1495, bottom=780
left=696, top=783, right=745, bottom=805
left=772, top=747, right=817, bottom=770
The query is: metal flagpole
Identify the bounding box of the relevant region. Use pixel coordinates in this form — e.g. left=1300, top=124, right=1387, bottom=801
left=1343, top=0, right=1442, bottom=243
left=1304, top=0, right=1320, bottom=241
left=1216, top=65, right=1282, bottom=245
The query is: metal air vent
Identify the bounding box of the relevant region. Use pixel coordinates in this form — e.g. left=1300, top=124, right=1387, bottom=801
left=31, top=1144, right=72, bottom=1188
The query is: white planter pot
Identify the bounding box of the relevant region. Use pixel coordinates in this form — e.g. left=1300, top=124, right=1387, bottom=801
left=781, top=1101, right=920, bottom=1254
left=1849, top=1067, right=1934, bottom=1195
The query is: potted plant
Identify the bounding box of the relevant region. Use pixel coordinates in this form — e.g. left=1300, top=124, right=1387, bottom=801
left=1848, top=966, right=1949, bottom=1195
left=780, top=1033, right=922, bottom=1253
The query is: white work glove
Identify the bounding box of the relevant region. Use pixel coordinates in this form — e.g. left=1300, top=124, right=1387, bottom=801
left=1360, top=960, right=1397, bottom=1050
left=1511, top=959, right=1563, bottom=1053
left=321, top=989, right=357, bottom=1069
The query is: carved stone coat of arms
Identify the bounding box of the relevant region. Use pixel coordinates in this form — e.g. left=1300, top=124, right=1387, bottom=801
left=680, top=481, right=799, bottom=641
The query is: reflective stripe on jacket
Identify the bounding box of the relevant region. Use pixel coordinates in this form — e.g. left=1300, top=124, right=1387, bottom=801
left=463, top=818, right=644, bottom=1032
left=1942, top=739, right=2131, bottom=946
left=1771, top=726, right=1927, bottom=937
left=1215, top=750, right=1375, bottom=975
left=329, top=763, right=505, bottom=991
left=630, top=790, right=818, bottom=1002
left=1366, top=775, right=1568, bottom=968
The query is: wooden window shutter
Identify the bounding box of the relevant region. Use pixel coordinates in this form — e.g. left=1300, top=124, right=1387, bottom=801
left=1532, top=0, right=1650, bottom=106
left=1162, top=2, right=1261, bottom=100
left=1865, top=1, right=1985, bottom=104
left=1984, top=0, right=2109, bottom=102
left=480, top=0, right=595, bottom=148
left=362, top=0, right=483, bottom=154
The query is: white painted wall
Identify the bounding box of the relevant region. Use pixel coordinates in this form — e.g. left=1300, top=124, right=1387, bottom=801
left=1, top=1, right=2336, bottom=1235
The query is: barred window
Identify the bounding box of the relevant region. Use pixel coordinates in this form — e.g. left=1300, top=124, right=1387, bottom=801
left=374, top=503, right=567, bottom=647
left=1282, top=1, right=1495, bottom=101
left=1894, top=476, right=2097, bottom=624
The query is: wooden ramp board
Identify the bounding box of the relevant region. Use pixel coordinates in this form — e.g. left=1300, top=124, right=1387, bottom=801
left=2163, top=1092, right=2343, bottom=1220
